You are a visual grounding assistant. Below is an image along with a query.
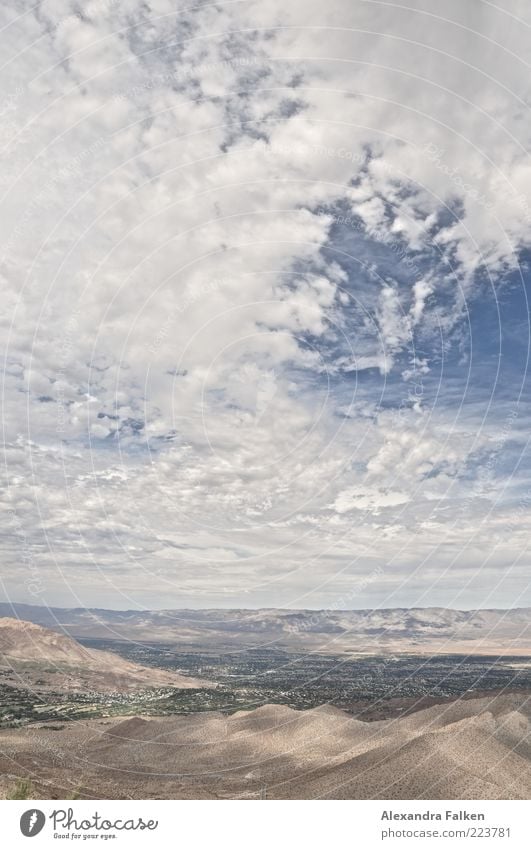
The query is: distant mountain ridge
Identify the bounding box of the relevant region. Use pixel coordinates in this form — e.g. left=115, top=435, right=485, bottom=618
left=1, top=603, right=529, bottom=655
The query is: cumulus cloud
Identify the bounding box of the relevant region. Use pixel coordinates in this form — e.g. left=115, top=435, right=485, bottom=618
left=0, top=0, right=530, bottom=609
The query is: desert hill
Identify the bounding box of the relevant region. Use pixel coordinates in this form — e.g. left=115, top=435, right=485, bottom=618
left=0, top=691, right=529, bottom=799
left=0, top=617, right=209, bottom=692
left=0, top=603, right=528, bottom=654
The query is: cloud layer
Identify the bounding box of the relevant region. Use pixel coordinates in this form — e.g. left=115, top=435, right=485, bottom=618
left=1, top=0, right=531, bottom=609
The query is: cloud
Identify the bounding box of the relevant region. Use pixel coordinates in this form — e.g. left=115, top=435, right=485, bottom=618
left=0, top=0, right=529, bottom=608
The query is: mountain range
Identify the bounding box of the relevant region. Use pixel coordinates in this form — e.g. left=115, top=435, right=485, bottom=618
left=0, top=603, right=529, bottom=654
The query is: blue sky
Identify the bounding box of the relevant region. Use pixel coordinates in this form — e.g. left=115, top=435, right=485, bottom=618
left=1, top=0, right=531, bottom=610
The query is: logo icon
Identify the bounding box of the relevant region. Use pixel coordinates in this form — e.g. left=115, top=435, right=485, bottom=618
left=20, top=810, right=46, bottom=837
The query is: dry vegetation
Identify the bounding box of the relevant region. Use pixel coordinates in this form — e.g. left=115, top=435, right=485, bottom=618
left=0, top=692, right=529, bottom=800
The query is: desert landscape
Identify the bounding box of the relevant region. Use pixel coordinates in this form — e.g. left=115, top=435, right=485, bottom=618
left=0, top=608, right=530, bottom=800
left=0, top=693, right=529, bottom=800
left=3, top=0, right=531, bottom=829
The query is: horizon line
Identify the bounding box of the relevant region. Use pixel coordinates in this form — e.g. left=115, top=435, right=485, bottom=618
left=0, top=600, right=529, bottom=614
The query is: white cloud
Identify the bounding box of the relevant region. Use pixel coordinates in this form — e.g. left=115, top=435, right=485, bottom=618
left=0, top=0, right=529, bottom=608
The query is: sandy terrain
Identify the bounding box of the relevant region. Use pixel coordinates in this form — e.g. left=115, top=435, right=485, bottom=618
left=0, top=692, right=529, bottom=799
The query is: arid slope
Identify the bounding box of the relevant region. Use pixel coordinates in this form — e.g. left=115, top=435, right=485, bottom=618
left=0, top=617, right=209, bottom=692
left=0, top=692, right=529, bottom=799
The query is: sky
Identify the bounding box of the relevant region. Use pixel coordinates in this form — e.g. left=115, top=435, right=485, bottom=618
left=1, top=0, right=531, bottom=610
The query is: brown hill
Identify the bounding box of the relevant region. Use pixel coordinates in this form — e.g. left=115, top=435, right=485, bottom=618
left=0, top=691, right=528, bottom=799
left=0, top=617, right=210, bottom=692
